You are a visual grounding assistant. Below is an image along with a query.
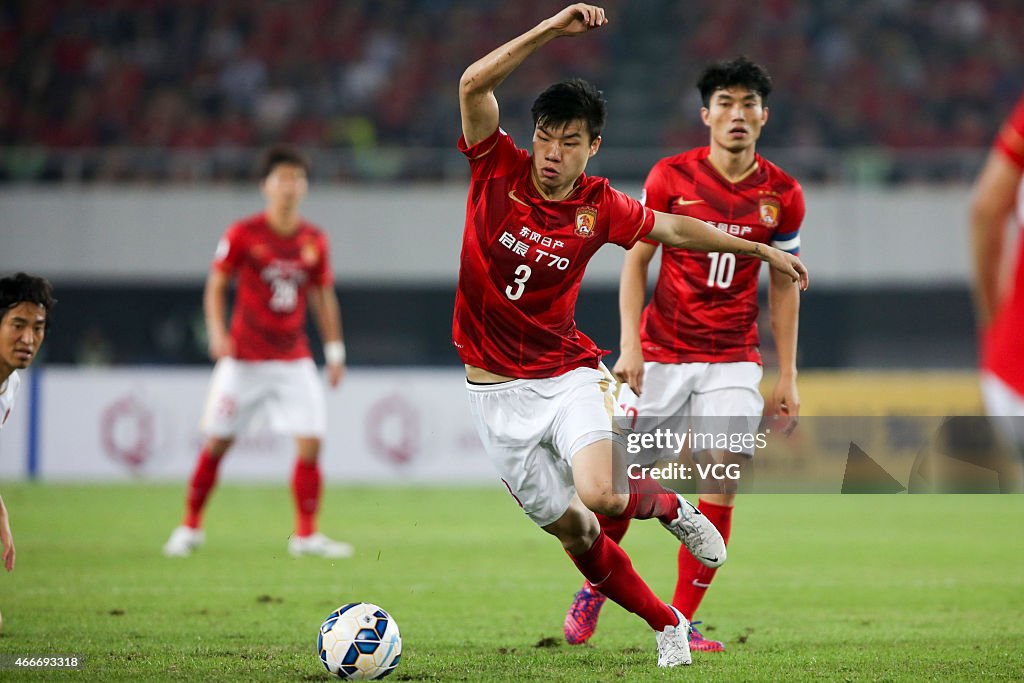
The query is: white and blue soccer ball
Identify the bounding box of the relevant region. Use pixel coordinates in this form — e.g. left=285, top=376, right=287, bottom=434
left=318, top=602, right=402, bottom=680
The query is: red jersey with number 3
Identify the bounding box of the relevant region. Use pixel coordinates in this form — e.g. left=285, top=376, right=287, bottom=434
left=639, top=147, right=804, bottom=364
left=981, top=93, right=1024, bottom=394
left=212, top=213, right=332, bottom=361
left=453, top=127, right=655, bottom=378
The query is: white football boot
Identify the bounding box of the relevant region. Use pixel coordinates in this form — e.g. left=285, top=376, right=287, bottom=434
left=661, top=494, right=727, bottom=568
left=288, top=532, right=354, bottom=559
left=162, top=525, right=205, bottom=557
left=656, top=605, right=692, bottom=667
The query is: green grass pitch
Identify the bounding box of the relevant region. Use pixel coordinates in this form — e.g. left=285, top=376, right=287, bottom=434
left=0, top=485, right=1021, bottom=681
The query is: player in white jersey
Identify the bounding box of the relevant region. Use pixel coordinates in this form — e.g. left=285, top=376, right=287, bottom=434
left=0, top=272, right=57, bottom=575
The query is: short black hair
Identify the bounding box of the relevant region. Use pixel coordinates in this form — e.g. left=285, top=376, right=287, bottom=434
left=697, top=56, right=773, bottom=107
left=259, top=144, right=310, bottom=179
left=0, top=272, right=56, bottom=328
left=531, top=78, right=607, bottom=142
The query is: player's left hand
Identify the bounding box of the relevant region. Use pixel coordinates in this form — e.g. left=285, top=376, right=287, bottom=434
left=763, top=247, right=809, bottom=291
left=768, top=375, right=800, bottom=436
left=327, top=363, right=345, bottom=388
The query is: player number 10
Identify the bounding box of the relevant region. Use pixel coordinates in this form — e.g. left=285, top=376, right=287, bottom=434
left=706, top=252, right=735, bottom=288
left=505, top=264, right=532, bottom=300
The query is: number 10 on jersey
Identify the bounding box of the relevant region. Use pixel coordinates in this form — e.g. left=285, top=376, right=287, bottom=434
left=706, top=252, right=735, bottom=288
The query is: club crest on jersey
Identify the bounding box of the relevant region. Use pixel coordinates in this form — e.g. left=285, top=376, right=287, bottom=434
left=575, top=206, right=598, bottom=238
left=758, top=196, right=781, bottom=227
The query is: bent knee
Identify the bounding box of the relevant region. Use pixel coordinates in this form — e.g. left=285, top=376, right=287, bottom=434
left=543, top=503, right=600, bottom=555
left=558, top=526, right=600, bottom=556
left=576, top=485, right=627, bottom=517
left=206, top=438, right=233, bottom=458
left=295, top=437, right=322, bottom=462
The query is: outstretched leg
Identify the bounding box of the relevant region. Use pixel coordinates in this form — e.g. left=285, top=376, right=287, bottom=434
left=545, top=495, right=676, bottom=631
left=546, top=495, right=691, bottom=667
left=563, top=440, right=725, bottom=644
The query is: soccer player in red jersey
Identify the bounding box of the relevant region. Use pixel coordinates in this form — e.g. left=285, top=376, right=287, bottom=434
left=0, top=273, right=56, bottom=575
left=564, top=57, right=804, bottom=651
left=972, top=91, right=1024, bottom=453
left=163, top=145, right=352, bottom=559
left=457, top=6, right=807, bottom=667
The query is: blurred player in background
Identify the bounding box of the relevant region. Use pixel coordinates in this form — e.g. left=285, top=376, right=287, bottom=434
left=565, top=57, right=805, bottom=650
left=0, top=272, right=57, bottom=573
left=163, top=145, right=352, bottom=559
left=971, top=92, right=1024, bottom=454
left=456, top=5, right=807, bottom=667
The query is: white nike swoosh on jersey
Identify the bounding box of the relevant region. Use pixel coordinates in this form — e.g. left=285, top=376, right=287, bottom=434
left=676, top=198, right=705, bottom=206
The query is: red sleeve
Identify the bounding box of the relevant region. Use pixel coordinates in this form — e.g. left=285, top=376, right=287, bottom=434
left=994, top=94, right=1024, bottom=169
left=312, top=231, right=333, bottom=286
left=770, top=182, right=805, bottom=256
left=457, top=127, right=525, bottom=180
left=639, top=160, right=670, bottom=246
left=212, top=222, right=244, bottom=274
left=605, top=185, right=656, bottom=249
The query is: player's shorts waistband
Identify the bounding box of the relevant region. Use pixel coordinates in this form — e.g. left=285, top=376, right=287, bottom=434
left=464, top=377, right=531, bottom=393
left=464, top=366, right=605, bottom=394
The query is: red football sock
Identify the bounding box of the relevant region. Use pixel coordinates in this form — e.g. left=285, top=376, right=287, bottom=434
left=568, top=531, right=677, bottom=631
left=596, top=512, right=631, bottom=544
left=620, top=472, right=680, bottom=523
left=183, top=449, right=222, bottom=529
left=585, top=514, right=632, bottom=593
left=292, top=459, right=321, bottom=537
left=672, top=499, right=733, bottom=619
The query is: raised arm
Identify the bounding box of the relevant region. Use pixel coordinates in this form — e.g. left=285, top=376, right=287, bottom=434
left=647, top=211, right=809, bottom=290
left=459, top=4, right=608, bottom=146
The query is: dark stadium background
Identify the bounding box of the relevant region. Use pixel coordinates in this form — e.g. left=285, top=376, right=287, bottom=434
left=3, top=0, right=1012, bottom=370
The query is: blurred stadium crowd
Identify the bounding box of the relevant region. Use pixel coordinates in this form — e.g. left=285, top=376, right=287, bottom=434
left=3, top=1, right=1001, bottom=367
left=2, top=0, right=1021, bottom=183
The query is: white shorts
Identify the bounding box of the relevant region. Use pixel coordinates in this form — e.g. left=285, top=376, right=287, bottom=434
left=981, top=371, right=1024, bottom=448
left=201, top=357, right=327, bottom=438
left=628, top=361, right=764, bottom=457
left=466, top=366, right=621, bottom=527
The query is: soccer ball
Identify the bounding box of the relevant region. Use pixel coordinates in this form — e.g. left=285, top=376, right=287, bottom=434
left=318, top=602, right=402, bottom=680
